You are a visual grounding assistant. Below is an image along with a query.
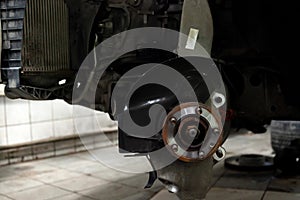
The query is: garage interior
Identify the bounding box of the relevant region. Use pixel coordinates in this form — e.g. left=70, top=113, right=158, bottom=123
left=1, top=0, right=300, bottom=199
left=0, top=85, right=299, bottom=200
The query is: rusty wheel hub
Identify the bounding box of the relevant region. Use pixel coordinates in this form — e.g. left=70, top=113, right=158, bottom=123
left=162, top=102, right=223, bottom=162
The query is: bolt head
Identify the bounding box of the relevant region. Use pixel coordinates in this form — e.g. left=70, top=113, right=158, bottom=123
left=171, top=144, right=178, bottom=152
left=213, top=128, right=220, bottom=134
left=196, top=107, right=202, bottom=114
left=199, top=151, right=205, bottom=159
left=170, top=117, right=177, bottom=124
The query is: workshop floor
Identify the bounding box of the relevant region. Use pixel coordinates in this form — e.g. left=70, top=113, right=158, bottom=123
left=0, top=130, right=299, bottom=200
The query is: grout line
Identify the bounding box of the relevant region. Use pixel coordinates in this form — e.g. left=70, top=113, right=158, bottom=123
left=260, top=177, right=272, bottom=200
left=51, top=101, right=56, bottom=138
left=3, top=182, right=45, bottom=196
left=3, top=98, right=11, bottom=165
left=3, top=97, right=8, bottom=146
left=28, top=101, right=33, bottom=142
left=28, top=101, right=34, bottom=159
left=39, top=179, right=101, bottom=200
left=46, top=192, right=96, bottom=200
left=0, top=193, right=14, bottom=200
left=0, top=115, right=96, bottom=129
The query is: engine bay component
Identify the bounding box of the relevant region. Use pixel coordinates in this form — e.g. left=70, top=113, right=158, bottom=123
left=22, top=0, right=70, bottom=72
left=0, top=0, right=26, bottom=88
left=213, top=146, right=226, bottom=162
left=162, top=102, right=223, bottom=162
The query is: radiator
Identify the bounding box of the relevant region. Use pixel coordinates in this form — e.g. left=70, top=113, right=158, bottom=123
left=22, top=0, right=70, bottom=72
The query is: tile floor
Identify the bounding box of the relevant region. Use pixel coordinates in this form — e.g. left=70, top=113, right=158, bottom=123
left=0, top=130, right=299, bottom=200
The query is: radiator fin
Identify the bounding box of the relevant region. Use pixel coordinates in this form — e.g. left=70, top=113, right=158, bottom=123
left=22, top=0, right=70, bottom=72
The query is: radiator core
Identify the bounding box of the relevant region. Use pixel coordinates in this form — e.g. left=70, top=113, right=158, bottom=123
left=22, top=0, right=70, bottom=72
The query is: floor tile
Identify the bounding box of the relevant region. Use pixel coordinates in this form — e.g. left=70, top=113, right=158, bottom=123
left=8, top=162, right=60, bottom=178
left=92, top=168, right=137, bottom=182
left=46, top=157, right=98, bottom=171
left=214, top=170, right=273, bottom=191
left=263, top=191, right=300, bottom=200
left=0, top=194, right=13, bottom=200
left=73, top=152, right=98, bottom=162
left=6, top=184, right=71, bottom=200
left=206, top=187, right=264, bottom=200
left=88, top=147, right=152, bottom=173
left=51, top=175, right=108, bottom=192
left=122, top=191, right=156, bottom=200
left=268, top=176, right=300, bottom=193
left=49, top=193, right=94, bottom=200
left=30, top=169, right=82, bottom=184
left=118, top=174, right=163, bottom=191
left=64, top=162, right=107, bottom=175
left=0, top=166, right=21, bottom=181
left=150, top=190, right=179, bottom=200
left=0, top=178, right=43, bottom=194
left=1, top=129, right=299, bottom=200
left=79, top=183, right=142, bottom=200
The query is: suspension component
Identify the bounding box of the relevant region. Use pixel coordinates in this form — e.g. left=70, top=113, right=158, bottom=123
left=213, top=146, right=226, bottom=162
left=162, top=102, right=223, bottom=162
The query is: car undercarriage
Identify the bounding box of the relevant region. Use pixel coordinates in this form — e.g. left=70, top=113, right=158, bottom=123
left=1, top=0, right=300, bottom=199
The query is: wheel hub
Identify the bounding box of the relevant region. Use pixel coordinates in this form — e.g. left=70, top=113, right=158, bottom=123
left=162, top=102, right=223, bottom=162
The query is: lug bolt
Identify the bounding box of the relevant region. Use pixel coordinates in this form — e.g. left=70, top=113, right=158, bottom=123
left=170, top=117, right=177, bottom=125
left=213, top=128, right=220, bottom=134
left=196, top=107, right=202, bottom=114
left=199, top=151, right=205, bottom=159
left=172, top=144, right=178, bottom=152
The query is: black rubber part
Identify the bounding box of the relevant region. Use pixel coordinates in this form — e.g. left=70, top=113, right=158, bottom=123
left=225, top=154, right=275, bottom=171
left=271, top=121, right=300, bottom=152
left=271, top=121, right=300, bottom=174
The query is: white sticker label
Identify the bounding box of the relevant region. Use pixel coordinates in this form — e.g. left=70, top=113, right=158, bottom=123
left=0, top=84, right=5, bottom=96
left=185, top=28, right=199, bottom=50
